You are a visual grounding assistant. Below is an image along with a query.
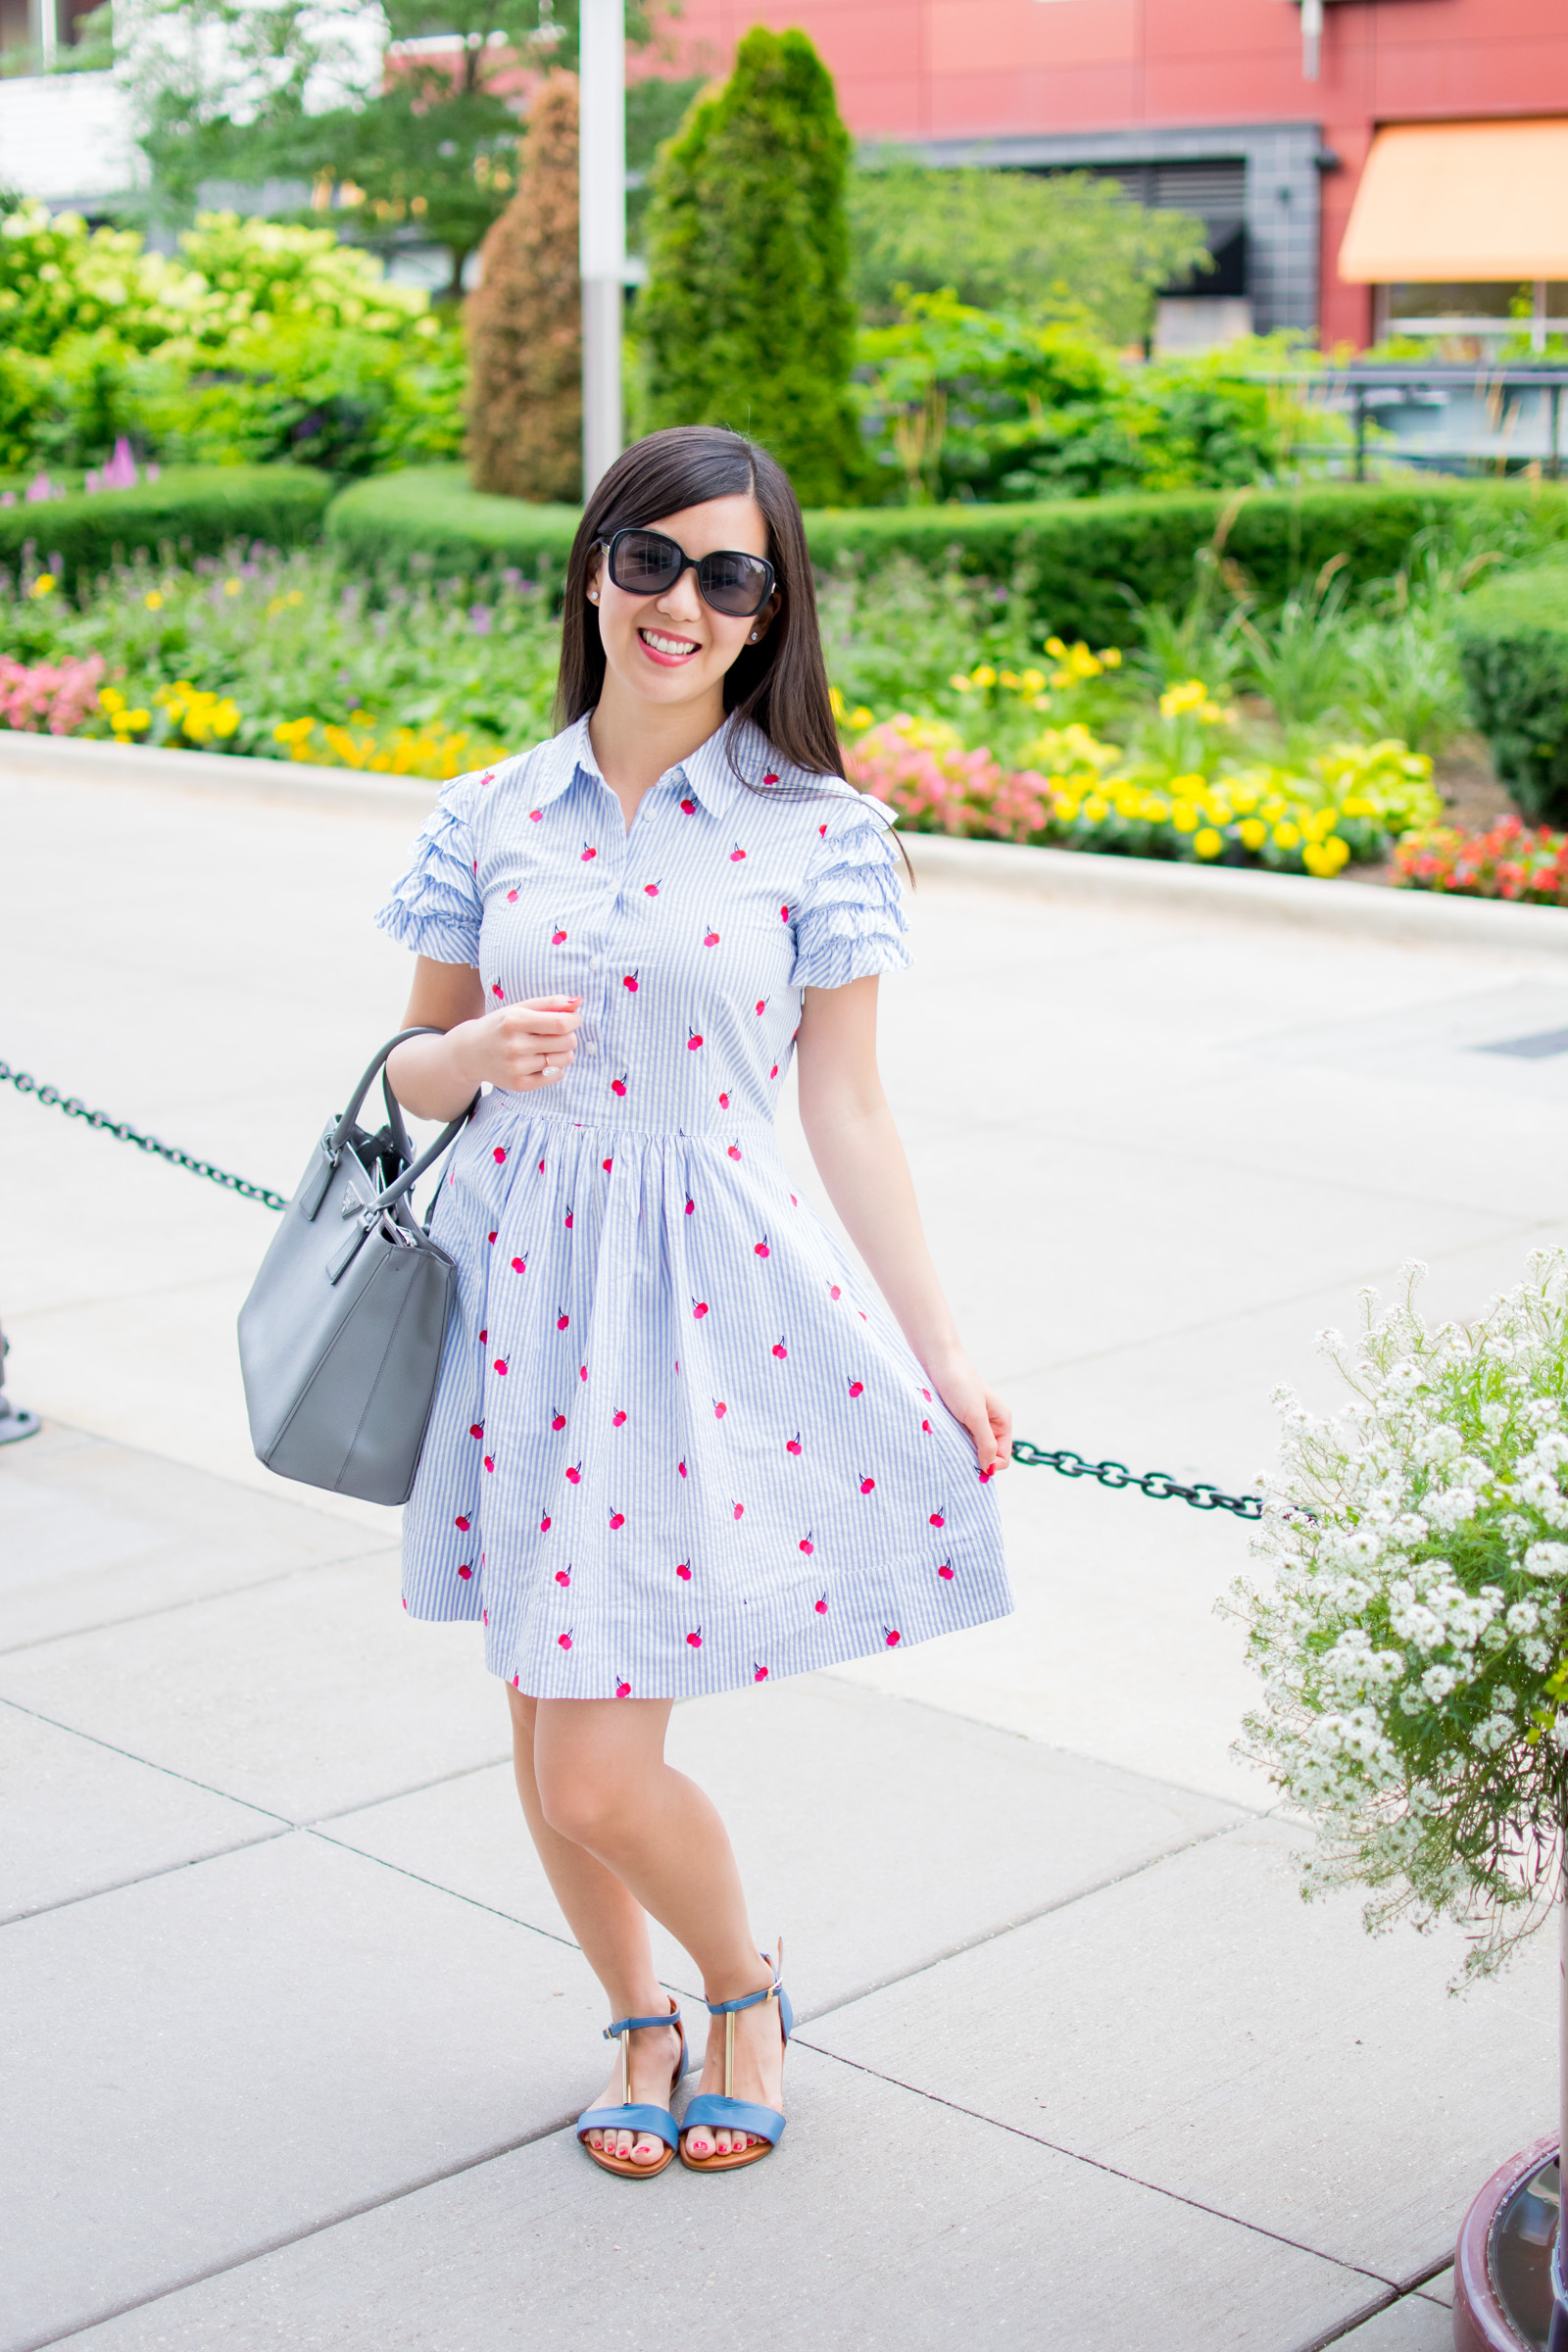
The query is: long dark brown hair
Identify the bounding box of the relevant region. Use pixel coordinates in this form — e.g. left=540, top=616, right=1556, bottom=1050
left=555, top=425, right=843, bottom=783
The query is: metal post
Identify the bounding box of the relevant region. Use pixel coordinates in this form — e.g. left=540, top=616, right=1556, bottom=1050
left=1300, top=0, right=1323, bottom=80
left=579, top=0, right=625, bottom=499
left=1536, top=280, right=1550, bottom=358
left=1354, top=388, right=1367, bottom=482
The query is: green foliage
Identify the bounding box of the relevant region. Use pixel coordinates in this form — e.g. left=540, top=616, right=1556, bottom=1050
left=855, top=295, right=1310, bottom=504
left=321, top=467, right=1568, bottom=649
left=640, top=27, right=858, bottom=507
left=0, top=202, right=185, bottom=354
left=1, top=539, right=564, bottom=759
left=128, top=2, right=661, bottom=295
left=848, top=151, right=1210, bottom=345
left=325, top=465, right=580, bottom=577
left=1457, top=564, right=1568, bottom=823
left=0, top=204, right=460, bottom=479
left=0, top=467, right=333, bottom=593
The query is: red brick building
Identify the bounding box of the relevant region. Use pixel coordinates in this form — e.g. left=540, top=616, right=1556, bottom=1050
left=667, top=1, right=1568, bottom=349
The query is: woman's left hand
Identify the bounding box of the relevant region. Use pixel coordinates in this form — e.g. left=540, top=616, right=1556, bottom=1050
left=924, top=1348, right=1011, bottom=1481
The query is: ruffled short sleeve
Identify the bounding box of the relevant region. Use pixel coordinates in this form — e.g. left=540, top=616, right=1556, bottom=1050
left=789, top=792, right=912, bottom=992
left=374, top=770, right=484, bottom=966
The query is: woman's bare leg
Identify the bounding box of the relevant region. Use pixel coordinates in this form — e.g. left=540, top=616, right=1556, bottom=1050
left=508, top=1687, right=784, bottom=2160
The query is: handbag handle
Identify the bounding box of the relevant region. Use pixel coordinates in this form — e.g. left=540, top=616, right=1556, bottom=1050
left=330, top=1028, right=479, bottom=1215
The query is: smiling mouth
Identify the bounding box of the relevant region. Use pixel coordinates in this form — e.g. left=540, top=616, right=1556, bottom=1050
left=639, top=627, right=701, bottom=660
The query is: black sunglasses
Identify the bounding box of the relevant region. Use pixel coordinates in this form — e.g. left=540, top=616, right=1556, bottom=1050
left=599, top=527, right=776, bottom=619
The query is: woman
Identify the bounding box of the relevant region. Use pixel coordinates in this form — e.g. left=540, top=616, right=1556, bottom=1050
left=377, top=426, right=1014, bottom=2179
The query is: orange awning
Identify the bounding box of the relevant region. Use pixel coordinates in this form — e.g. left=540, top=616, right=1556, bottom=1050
left=1339, top=120, right=1568, bottom=283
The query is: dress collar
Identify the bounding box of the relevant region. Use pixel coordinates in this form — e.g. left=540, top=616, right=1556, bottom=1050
left=522, top=711, right=786, bottom=820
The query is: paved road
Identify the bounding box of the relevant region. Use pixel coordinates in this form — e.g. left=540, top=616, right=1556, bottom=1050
left=5, top=754, right=1568, bottom=2347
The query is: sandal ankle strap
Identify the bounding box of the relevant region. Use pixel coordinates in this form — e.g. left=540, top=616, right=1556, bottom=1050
left=705, top=1947, right=783, bottom=2018
left=604, top=2006, right=681, bottom=2039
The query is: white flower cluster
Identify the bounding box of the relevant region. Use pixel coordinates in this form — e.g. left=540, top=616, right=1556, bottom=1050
left=1231, top=1253, right=1568, bottom=1976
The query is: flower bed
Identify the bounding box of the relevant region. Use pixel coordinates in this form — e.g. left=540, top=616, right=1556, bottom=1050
left=1394, top=816, right=1568, bottom=908
left=844, top=677, right=1440, bottom=880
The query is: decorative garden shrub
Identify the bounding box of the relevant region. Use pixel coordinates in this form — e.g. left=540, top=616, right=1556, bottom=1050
left=466, top=73, right=582, bottom=506
left=1456, top=564, right=1568, bottom=825
left=640, top=27, right=859, bottom=507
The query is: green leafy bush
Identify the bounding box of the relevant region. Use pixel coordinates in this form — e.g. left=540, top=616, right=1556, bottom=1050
left=0, top=467, right=333, bottom=593
left=325, top=467, right=1568, bottom=645
left=0, top=202, right=459, bottom=479
left=855, top=296, right=1308, bottom=503
left=640, top=26, right=859, bottom=506
left=1456, top=565, right=1568, bottom=824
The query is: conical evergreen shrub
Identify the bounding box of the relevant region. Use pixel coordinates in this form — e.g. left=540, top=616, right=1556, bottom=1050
left=466, top=72, right=582, bottom=503
left=640, top=28, right=858, bottom=507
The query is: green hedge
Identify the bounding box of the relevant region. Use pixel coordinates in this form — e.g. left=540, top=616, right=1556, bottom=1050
left=1457, top=565, right=1568, bottom=825
left=324, top=466, right=1568, bottom=639
left=327, top=466, right=581, bottom=579
left=0, top=466, right=334, bottom=591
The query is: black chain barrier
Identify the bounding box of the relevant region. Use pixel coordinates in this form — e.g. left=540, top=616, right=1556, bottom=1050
left=0, top=1057, right=289, bottom=1213
left=1, top=1054, right=1267, bottom=1519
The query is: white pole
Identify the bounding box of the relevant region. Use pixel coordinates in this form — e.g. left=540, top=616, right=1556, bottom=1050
left=1300, top=0, right=1323, bottom=81
left=579, top=0, right=625, bottom=498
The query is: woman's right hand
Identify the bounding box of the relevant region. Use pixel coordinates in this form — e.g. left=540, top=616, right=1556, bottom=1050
left=450, top=996, right=584, bottom=1094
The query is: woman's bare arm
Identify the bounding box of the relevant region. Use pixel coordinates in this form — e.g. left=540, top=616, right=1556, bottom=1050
left=795, top=976, right=1008, bottom=1476
left=385, top=957, right=584, bottom=1122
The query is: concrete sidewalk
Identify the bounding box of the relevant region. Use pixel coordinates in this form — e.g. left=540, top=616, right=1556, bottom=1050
left=6, top=754, right=1568, bottom=2346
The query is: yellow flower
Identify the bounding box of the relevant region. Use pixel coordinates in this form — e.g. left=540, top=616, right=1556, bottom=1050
left=1000, top=669, right=1019, bottom=688
left=1194, top=827, right=1224, bottom=859
left=1273, top=821, right=1301, bottom=850
left=850, top=706, right=873, bottom=731
left=1171, top=803, right=1200, bottom=833
left=285, top=588, right=303, bottom=608
left=98, top=686, right=124, bottom=712
left=1239, top=817, right=1267, bottom=852
left=1045, top=637, right=1067, bottom=661
left=1303, top=836, right=1351, bottom=878
left=971, top=665, right=996, bottom=689
left=1081, top=792, right=1108, bottom=824
left=1021, top=668, right=1046, bottom=693
left=144, top=590, right=163, bottom=611
left=949, top=672, right=972, bottom=693
left=829, top=686, right=845, bottom=718
left=1101, top=647, right=1122, bottom=668
left=223, top=577, right=241, bottom=597
left=267, top=597, right=284, bottom=618
left=1159, top=679, right=1207, bottom=717
left=29, top=572, right=55, bottom=599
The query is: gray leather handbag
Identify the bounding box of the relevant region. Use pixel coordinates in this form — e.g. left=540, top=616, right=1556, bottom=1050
left=238, top=1029, right=477, bottom=1505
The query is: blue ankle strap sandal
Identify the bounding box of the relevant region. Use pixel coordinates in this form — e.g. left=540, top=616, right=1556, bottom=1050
left=680, top=1944, right=792, bottom=2173
left=576, top=1995, right=689, bottom=2179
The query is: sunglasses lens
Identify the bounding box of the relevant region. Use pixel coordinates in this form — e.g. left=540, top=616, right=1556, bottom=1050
left=698, top=552, right=771, bottom=615
left=612, top=531, right=681, bottom=593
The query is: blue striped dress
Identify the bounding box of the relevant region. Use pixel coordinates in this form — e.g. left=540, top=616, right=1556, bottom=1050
left=374, top=713, right=1012, bottom=1698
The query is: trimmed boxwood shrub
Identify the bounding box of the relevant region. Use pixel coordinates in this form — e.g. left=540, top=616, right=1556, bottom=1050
left=327, top=466, right=580, bottom=580
left=1457, top=565, right=1568, bottom=824
left=0, top=466, right=334, bottom=592
left=324, top=466, right=1568, bottom=637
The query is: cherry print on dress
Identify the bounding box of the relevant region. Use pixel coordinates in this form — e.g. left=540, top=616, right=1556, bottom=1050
left=727, top=1142, right=742, bottom=1161
left=786, top=1431, right=802, bottom=1454
left=676, top=1561, right=692, bottom=1581
left=688, top=1028, right=703, bottom=1051
left=609, top=1508, right=625, bottom=1530
left=623, top=971, right=639, bottom=992
left=564, top=1461, right=582, bottom=1484
left=581, top=843, right=597, bottom=861
left=798, top=1530, right=813, bottom=1554
left=458, top=1563, right=472, bottom=1579
left=929, top=1504, right=947, bottom=1527
left=692, top=1298, right=709, bottom=1319
left=712, top=1398, right=727, bottom=1418
left=559, top=1629, right=574, bottom=1649
left=772, top=1337, right=788, bottom=1359
left=686, top=1627, right=703, bottom=1646
left=611, top=1074, right=627, bottom=1098
left=455, top=1514, right=470, bottom=1531
left=938, top=1559, right=955, bottom=1581
left=730, top=843, right=747, bottom=863
left=883, top=1626, right=902, bottom=1647
left=469, top=1423, right=483, bottom=1439
left=814, top=1592, right=828, bottom=1613
left=556, top=1567, right=571, bottom=1587
left=557, top=1309, right=569, bottom=1330
left=615, top=1678, right=631, bottom=1697
left=551, top=1408, right=566, bottom=1430
left=552, top=923, right=567, bottom=944
left=491, top=981, right=504, bottom=1001
left=754, top=1663, right=768, bottom=1682
left=703, top=925, right=720, bottom=947
left=858, top=1474, right=876, bottom=1494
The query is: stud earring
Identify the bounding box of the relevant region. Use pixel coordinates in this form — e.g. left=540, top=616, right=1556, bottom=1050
left=748, top=629, right=760, bottom=642
left=588, top=590, right=599, bottom=603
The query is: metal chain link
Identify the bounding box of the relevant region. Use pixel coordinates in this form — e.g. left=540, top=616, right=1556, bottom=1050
left=0, top=1058, right=287, bottom=1212
left=1010, top=1438, right=1264, bottom=1520
left=2, top=1053, right=1268, bottom=1519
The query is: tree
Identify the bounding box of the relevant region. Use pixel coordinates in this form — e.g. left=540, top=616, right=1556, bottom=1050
left=466, top=72, right=581, bottom=500
left=639, top=27, right=858, bottom=508
left=128, top=0, right=665, bottom=300
left=849, top=152, right=1212, bottom=349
